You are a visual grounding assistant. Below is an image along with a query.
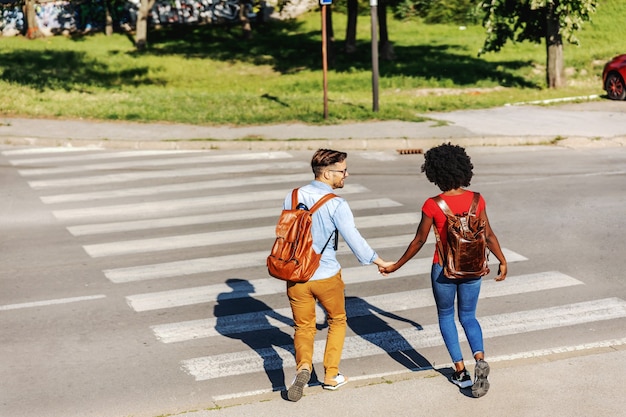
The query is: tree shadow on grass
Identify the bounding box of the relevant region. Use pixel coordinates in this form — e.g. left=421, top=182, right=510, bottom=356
left=143, top=21, right=538, bottom=88
left=0, top=49, right=162, bottom=91
left=0, top=20, right=538, bottom=91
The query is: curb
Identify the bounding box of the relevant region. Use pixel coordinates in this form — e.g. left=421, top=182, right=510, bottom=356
left=0, top=135, right=567, bottom=151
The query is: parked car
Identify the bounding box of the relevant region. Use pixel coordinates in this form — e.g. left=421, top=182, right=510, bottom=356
left=602, top=54, right=626, bottom=100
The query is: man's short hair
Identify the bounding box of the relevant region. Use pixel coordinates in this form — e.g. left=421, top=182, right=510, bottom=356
left=311, top=149, right=347, bottom=177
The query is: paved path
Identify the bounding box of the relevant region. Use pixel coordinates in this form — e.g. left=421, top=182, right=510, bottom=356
left=1, top=100, right=625, bottom=150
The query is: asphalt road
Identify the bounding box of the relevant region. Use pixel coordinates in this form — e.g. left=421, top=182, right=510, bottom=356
left=1, top=145, right=625, bottom=417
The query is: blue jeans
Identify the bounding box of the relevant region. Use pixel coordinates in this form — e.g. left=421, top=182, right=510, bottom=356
left=431, top=263, right=484, bottom=363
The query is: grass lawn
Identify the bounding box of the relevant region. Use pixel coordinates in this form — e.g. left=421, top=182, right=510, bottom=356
left=0, top=0, right=623, bottom=125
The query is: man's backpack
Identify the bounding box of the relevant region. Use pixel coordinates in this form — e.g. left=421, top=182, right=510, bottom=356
left=267, top=188, right=337, bottom=283
left=432, top=192, right=490, bottom=279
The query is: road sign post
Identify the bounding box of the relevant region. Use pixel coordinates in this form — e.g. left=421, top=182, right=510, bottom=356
left=320, top=0, right=332, bottom=119
left=370, top=0, right=379, bottom=112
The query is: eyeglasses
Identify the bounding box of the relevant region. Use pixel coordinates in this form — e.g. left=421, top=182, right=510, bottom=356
left=328, top=168, right=348, bottom=176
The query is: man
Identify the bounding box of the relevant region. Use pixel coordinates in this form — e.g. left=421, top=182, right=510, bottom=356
left=286, top=148, right=392, bottom=402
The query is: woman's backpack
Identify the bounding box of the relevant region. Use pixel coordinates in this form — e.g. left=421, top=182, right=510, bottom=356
left=432, top=192, right=490, bottom=279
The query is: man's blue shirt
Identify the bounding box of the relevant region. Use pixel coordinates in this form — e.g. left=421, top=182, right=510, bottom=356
left=282, top=180, right=379, bottom=281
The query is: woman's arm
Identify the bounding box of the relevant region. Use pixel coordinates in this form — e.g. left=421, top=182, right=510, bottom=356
left=480, top=209, right=508, bottom=281
left=380, top=211, right=433, bottom=274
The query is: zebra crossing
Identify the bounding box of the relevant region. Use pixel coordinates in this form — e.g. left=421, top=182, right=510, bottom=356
left=3, top=146, right=626, bottom=401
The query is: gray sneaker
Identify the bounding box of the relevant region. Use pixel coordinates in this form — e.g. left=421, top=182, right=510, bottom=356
left=471, top=360, right=490, bottom=398
left=287, top=368, right=310, bottom=402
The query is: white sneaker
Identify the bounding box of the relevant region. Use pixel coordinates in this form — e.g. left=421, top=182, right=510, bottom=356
left=322, top=373, right=348, bottom=391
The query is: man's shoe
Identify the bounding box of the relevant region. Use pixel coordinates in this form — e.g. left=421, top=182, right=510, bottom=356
left=287, top=368, right=310, bottom=402
left=322, top=373, right=348, bottom=391
left=471, top=359, right=490, bottom=398
left=451, top=368, right=472, bottom=389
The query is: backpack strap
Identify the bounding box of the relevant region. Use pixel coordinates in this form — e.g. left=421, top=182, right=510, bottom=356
left=311, top=192, right=339, bottom=251
left=290, top=188, right=299, bottom=210
left=292, top=188, right=339, bottom=251
left=431, top=195, right=449, bottom=266
left=433, top=195, right=454, bottom=218
left=468, top=192, right=480, bottom=216
left=310, top=192, right=338, bottom=213
left=290, top=188, right=337, bottom=212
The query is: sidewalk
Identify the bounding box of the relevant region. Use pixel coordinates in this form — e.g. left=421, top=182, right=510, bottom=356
left=189, top=343, right=626, bottom=417
left=1, top=100, right=625, bottom=151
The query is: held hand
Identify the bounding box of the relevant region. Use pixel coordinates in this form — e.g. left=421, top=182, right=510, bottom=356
left=495, top=263, right=507, bottom=282
left=378, top=261, right=397, bottom=276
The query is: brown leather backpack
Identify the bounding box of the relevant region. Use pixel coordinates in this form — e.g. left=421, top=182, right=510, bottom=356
left=433, top=192, right=490, bottom=279
left=267, top=188, right=337, bottom=283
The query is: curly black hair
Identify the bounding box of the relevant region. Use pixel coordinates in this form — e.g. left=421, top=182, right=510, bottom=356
left=421, top=143, right=473, bottom=192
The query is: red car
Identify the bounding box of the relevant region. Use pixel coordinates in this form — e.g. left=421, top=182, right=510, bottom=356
left=603, top=54, right=626, bottom=100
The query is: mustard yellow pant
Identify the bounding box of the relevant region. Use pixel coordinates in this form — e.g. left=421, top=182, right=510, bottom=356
left=287, top=270, right=346, bottom=383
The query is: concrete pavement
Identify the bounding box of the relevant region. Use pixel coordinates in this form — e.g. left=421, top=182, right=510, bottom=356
left=191, top=343, right=626, bottom=417
left=1, top=99, right=625, bottom=151
left=2, top=99, right=625, bottom=417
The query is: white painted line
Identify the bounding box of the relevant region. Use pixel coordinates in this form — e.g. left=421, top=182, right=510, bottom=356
left=506, top=94, right=600, bottom=106
left=9, top=150, right=196, bottom=166
left=105, top=233, right=421, bottom=283
left=68, top=198, right=402, bottom=236
left=182, top=297, right=626, bottom=380
left=18, top=151, right=293, bottom=176
left=212, top=336, right=626, bottom=401
left=42, top=173, right=313, bottom=204
left=1, top=147, right=102, bottom=156
left=0, top=294, right=106, bottom=311
left=477, top=170, right=626, bottom=186
left=54, top=183, right=367, bottom=223
left=27, top=161, right=308, bottom=189
left=83, top=210, right=411, bottom=258
left=152, top=271, right=583, bottom=343
left=126, top=248, right=526, bottom=311
left=359, top=152, right=398, bottom=161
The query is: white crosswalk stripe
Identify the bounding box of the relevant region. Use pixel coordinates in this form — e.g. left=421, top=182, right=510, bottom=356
left=152, top=272, right=583, bottom=343
left=181, top=298, right=626, bottom=380
left=104, top=233, right=419, bottom=283
left=126, top=248, right=527, bottom=312
left=8, top=149, right=197, bottom=166
left=82, top=211, right=415, bottom=257
left=27, top=161, right=309, bottom=189
left=67, top=198, right=402, bottom=236
left=17, top=151, right=293, bottom=176
left=3, top=147, right=623, bottom=399
left=52, top=184, right=369, bottom=222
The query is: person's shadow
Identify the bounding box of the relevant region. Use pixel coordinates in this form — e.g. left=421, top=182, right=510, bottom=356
left=214, top=278, right=295, bottom=391
left=346, top=296, right=432, bottom=371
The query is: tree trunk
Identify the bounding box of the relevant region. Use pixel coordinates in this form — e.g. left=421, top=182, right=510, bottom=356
left=345, top=0, right=357, bottom=53
left=24, top=0, right=43, bottom=39
left=135, top=0, right=155, bottom=50
left=105, top=0, right=114, bottom=36
left=239, top=0, right=252, bottom=39
left=545, top=3, right=565, bottom=88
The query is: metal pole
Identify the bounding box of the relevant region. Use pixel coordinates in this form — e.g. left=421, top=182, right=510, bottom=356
left=322, top=5, right=329, bottom=120
left=370, top=0, right=379, bottom=112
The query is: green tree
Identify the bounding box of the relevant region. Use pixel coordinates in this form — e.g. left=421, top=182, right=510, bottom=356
left=480, top=0, right=597, bottom=88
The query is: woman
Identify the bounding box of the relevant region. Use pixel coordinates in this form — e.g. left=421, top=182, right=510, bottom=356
left=380, top=143, right=507, bottom=398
